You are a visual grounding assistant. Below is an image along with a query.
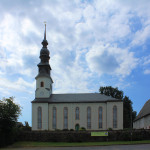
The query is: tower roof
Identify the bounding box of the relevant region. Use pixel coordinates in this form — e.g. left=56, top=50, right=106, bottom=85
left=36, top=23, right=52, bottom=78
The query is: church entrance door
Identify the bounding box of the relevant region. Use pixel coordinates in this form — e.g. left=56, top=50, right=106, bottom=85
left=75, top=124, right=80, bottom=131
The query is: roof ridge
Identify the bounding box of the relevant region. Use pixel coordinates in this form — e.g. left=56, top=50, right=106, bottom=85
left=52, top=93, right=100, bottom=95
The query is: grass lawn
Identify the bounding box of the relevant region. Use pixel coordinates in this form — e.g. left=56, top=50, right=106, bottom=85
left=6, top=140, right=150, bottom=148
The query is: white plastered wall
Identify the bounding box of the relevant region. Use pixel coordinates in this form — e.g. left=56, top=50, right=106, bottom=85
left=32, top=103, right=49, bottom=130
left=133, top=115, right=150, bottom=129
left=35, top=76, right=52, bottom=98
left=32, top=101, right=123, bottom=131
left=106, top=102, right=123, bottom=130
left=48, top=101, right=123, bottom=130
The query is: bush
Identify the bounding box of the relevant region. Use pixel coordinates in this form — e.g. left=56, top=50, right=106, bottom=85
left=108, top=128, right=113, bottom=131
left=62, top=129, right=69, bottom=131
left=70, top=129, right=74, bottom=131
left=79, top=127, right=86, bottom=131
left=16, top=130, right=150, bottom=142
left=55, top=129, right=61, bottom=131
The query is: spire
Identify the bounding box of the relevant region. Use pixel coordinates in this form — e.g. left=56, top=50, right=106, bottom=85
left=44, top=22, right=46, bottom=40
left=42, top=22, right=48, bottom=48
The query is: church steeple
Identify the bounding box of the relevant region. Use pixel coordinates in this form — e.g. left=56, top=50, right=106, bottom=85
left=35, top=24, right=53, bottom=98
left=36, top=24, right=52, bottom=78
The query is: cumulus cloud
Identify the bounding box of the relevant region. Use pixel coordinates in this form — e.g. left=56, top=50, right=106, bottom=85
left=51, top=50, right=92, bottom=93
left=131, top=25, right=150, bottom=46
left=0, top=77, right=35, bottom=94
left=86, top=43, right=138, bottom=77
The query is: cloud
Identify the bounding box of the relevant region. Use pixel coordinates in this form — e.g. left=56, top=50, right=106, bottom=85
left=142, top=55, right=150, bottom=65
left=131, top=25, right=150, bottom=46
left=51, top=50, right=92, bottom=93
left=0, top=77, right=34, bottom=91
left=144, top=69, right=150, bottom=75
left=86, top=43, right=138, bottom=77
left=141, top=55, right=150, bottom=75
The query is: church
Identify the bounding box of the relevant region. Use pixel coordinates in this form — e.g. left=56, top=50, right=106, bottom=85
left=32, top=26, right=123, bottom=131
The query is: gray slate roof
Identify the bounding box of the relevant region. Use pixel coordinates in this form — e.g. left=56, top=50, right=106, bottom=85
left=134, top=99, right=150, bottom=121
left=32, top=93, right=121, bottom=103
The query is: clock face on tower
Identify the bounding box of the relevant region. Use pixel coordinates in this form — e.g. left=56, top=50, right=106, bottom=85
left=40, top=91, right=44, bottom=96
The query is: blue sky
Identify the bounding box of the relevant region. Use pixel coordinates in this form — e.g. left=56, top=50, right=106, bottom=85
left=0, top=0, right=150, bottom=125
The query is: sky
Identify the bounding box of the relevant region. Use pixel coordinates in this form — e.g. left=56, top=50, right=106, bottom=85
left=0, top=0, right=150, bottom=126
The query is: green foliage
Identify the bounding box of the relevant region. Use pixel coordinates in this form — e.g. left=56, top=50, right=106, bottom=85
left=14, top=130, right=150, bottom=143
left=55, top=129, right=61, bottom=131
left=0, top=97, right=22, bottom=147
left=18, top=121, right=31, bottom=131
left=79, top=127, right=86, bottom=131
left=62, top=129, right=69, bottom=131
left=108, top=128, right=113, bottom=131
left=99, top=86, right=123, bottom=99
left=70, top=129, right=74, bottom=131
left=99, top=86, right=137, bottom=129
left=23, top=121, right=31, bottom=131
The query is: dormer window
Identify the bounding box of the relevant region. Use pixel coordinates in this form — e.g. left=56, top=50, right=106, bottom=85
left=41, top=81, right=44, bottom=87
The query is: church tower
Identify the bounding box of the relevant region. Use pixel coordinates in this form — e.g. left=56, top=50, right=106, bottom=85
left=35, top=24, right=53, bottom=98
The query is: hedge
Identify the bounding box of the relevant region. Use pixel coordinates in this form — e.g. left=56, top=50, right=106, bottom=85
left=16, top=130, right=150, bottom=142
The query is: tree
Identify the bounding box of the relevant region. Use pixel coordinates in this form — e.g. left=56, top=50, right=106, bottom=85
left=99, top=86, right=123, bottom=99
left=99, top=86, right=136, bottom=129
left=24, top=121, right=31, bottom=131
left=0, top=97, right=21, bottom=147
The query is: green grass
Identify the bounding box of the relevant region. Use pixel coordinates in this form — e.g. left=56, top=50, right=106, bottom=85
left=5, top=140, right=150, bottom=148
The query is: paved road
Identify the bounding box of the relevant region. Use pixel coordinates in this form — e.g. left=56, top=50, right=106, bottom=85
left=2, top=144, right=150, bottom=150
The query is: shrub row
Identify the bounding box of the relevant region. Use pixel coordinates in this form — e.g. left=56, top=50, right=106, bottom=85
left=17, top=129, right=150, bottom=142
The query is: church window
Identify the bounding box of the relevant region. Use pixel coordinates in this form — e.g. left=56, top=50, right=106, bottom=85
left=87, top=107, right=91, bottom=129
left=75, top=107, right=79, bottom=120
left=52, top=107, right=57, bottom=129
left=64, top=107, right=68, bottom=129
left=41, top=81, right=44, bottom=87
left=98, top=107, right=103, bottom=128
left=37, top=107, right=42, bottom=129
left=113, top=106, right=117, bottom=128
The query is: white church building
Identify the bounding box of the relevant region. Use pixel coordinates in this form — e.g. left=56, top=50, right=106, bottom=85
left=32, top=26, right=123, bottom=131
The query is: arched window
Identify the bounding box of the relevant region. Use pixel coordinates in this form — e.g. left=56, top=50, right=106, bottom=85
left=37, top=107, right=42, bottom=129
left=52, top=107, right=57, bottom=129
left=40, top=81, right=44, bottom=87
left=113, top=106, right=117, bottom=128
left=75, top=107, right=79, bottom=120
left=99, top=107, right=103, bottom=128
left=64, top=107, right=68, bottom=129
left=87, top=107, right=91, bottom=129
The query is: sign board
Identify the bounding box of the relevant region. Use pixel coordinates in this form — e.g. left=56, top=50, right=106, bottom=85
left=91, top=132, right=108, bottom=136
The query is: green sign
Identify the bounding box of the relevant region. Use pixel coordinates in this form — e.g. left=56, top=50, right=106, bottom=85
left=91, top=132, right=108, bottom=136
